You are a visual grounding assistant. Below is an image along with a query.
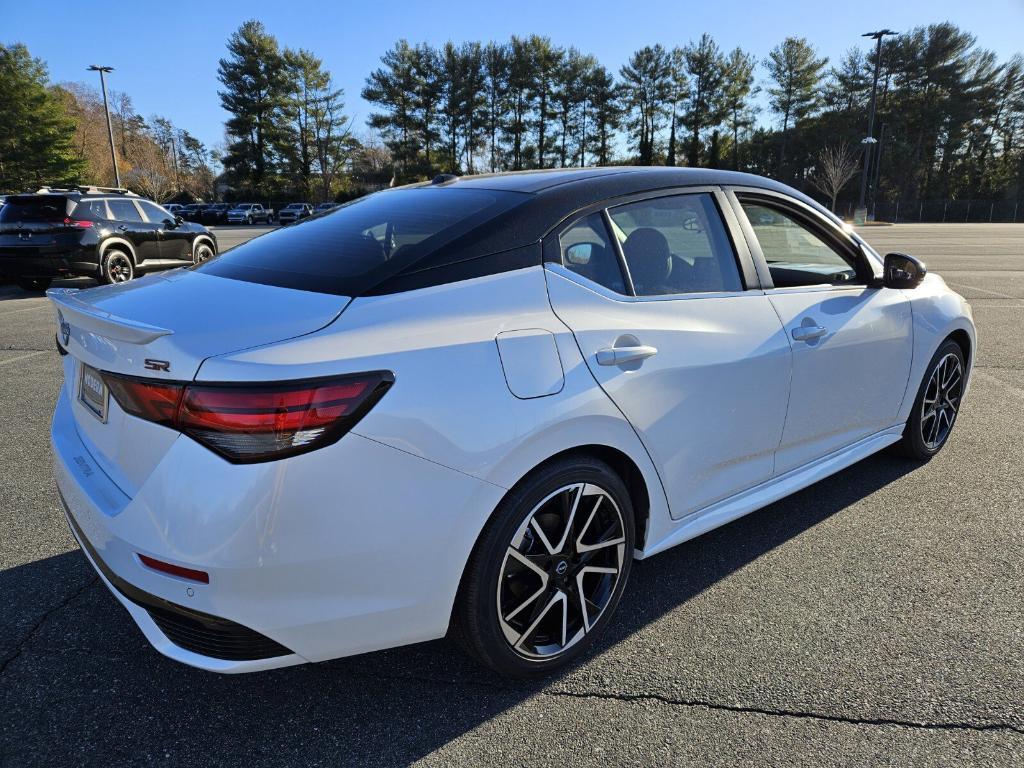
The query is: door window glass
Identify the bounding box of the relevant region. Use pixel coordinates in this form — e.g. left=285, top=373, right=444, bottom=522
left=107, top=199, right=144, bottom=223
left=558, top=213, right=626, bottom=293
left=137, top=200, right=172, bottom=223
left=607, top=194, right=742, bottom=296
left=740, top=202, right=859, bottom=287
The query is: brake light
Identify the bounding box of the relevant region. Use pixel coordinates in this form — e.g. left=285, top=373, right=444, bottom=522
left=101, top=372, right=393, bottom=463
left=63, top=217, right=94, bottom=229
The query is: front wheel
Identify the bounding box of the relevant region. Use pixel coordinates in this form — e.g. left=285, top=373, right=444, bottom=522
left=894, top=339, right=966, bottom=459
left=453, top=456, right=634, bottom=677
left=192, top=240, right=215, bottom=265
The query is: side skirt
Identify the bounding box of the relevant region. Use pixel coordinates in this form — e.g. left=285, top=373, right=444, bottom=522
left=638, top=425, right=904, bottom=559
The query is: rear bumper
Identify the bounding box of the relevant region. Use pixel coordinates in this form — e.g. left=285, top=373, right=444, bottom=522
left=0, top=246, right=97, bottom=278
left=51, top=388, right=504, bottom=673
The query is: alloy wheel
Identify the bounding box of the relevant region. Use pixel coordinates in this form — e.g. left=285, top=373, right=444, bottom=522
left=920, top=352, right=963, bottom=450
left=497, top=482, right=626, bottom=661
left=193, top=243, right=214, bottom=265
left=106, top=252, right=133, bottom=283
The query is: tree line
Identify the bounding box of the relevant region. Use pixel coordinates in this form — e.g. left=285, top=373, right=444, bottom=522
left=362, top=24, right=1024, bottom=205
left=2, top=21, right=1023, bottom=210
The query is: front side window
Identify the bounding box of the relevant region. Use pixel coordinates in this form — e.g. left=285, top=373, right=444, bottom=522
left=558, top=213, right=626, bottom=294
left=137, top=200, right=171, bottom=223
left=740, top=202, right=860, bottom=287
left=107, top=199, right=144, bottom=223
left=607, top=194, right=742, bottom=296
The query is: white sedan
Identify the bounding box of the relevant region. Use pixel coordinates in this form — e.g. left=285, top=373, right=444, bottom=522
left=49, top=168, right=974, bottom=677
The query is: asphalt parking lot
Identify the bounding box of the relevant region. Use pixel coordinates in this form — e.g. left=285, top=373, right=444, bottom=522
left=1, top=223, right=1022, bottom=766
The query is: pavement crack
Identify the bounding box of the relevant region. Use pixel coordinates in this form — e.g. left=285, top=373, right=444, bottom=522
left=546, top=688, right=1024, bottom=736
left=0, top=576, right=98, bottom=678
left=324, top=666, right=1024, bottom=736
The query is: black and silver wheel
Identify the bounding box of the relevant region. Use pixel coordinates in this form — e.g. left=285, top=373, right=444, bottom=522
left=454, top=456, right=634, bottom=677
left=102, top=249, right=134, bottom=284
left=193, top=240, right=215, bottom=265
left=895, top=339, right=966, bottom=459
left=246, top=215, right=253, bottom=226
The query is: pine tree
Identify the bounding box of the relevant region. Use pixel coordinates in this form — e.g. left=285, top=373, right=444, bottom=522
left=764, top=37, right=828, bottom=175
left=721, top=48, right=757, bottom=170
left=620, top=45, right=672, bottom=165
left=681, top=34, right=728, bottom=167
left=0, top=43, right=83, bottom=190
left=217, top=20, right=291, bottom=195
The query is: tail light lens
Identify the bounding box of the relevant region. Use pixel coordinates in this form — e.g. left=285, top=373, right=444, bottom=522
left=63, top=217, right=94, bottom=229
left=102, top=371, right=393, bottom=463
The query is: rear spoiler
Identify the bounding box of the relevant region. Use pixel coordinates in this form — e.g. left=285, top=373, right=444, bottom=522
left=47, top=288, right=173, bottom=345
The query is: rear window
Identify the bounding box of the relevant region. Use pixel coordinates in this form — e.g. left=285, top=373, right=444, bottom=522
left=72, top=199, right=111, bottom=221
left=197, top=187, right=527, bottom=296
left=0, top=196, right=73, bottom=223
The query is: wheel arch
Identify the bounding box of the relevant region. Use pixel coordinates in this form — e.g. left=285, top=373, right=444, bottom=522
left=99, top=237, right=137, bottom=264
left=946, top=327, right=972, bottom=368
left=193, top=234, right=217, bottom=255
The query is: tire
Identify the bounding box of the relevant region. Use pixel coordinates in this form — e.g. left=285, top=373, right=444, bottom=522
left=17, top=277, right=51, bottom=292
left=894, top=339, right=966, bottom=460
left=453, top=456, right=635, bottom=677
left=101, top=248, right=134, bottom=285
left=192, top=240, right=215, bottom=265
left=246, top=215, right=253, bottom=226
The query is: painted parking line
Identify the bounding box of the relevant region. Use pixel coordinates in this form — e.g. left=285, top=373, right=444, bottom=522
left=0, top=350, right=48, bottom=366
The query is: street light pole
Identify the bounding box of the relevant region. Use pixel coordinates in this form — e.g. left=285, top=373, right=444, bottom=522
left=87, top=65, right=120, bottom=188
left=855, top=30, right=896, bottom=224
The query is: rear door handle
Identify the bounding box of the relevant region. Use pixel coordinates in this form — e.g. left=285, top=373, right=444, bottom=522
left=792, top=325, right=828, bottom=341
left=597, top=345, right=658, bottom=366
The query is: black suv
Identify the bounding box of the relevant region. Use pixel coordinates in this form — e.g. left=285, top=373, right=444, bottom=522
left=198, top=202, right=232, bottom=225
left=0, top=187, right=217, bottom=291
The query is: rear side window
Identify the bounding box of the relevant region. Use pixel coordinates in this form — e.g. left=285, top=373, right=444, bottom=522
left=558, top=213, right=626, bottom=294
left=72, top=200, right=110, bottom=221
left=107, top=199, right=144, bottom=223
left=0, top=196, right=72, bottom=223
left=607, top=194, right=742, bottom=296
left=198, top=188, right=527, bottom=296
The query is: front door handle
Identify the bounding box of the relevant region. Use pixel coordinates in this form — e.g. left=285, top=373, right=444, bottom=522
left=792, top=325, right=828, bottom=341
left=596, top=345, right=658, bottom=366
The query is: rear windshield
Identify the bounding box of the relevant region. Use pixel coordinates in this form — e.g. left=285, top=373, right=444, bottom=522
left=0, top=196, right=72, bottom=222
left=197, top=187, right=527, bottom=295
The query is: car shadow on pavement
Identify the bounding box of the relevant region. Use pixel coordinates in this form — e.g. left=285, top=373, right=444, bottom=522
left=0, top=452, right=918, bottom=767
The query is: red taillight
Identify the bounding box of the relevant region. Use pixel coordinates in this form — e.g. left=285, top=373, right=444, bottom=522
left=138, top=553, right=210, bottom=584
left=101, top=372, right=393, bottom=463
left=63, top=217, right=94, bottom=229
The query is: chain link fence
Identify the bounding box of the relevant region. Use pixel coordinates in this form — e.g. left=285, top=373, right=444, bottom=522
left=837, top=199, right=1023, bottom=224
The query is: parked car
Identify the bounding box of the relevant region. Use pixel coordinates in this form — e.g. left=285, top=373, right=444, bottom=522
left=198, top=203, right=232, bottom=225
left=0, top=186, right=217, bottom=291
left=178, top=203, right=205, bottom=222
left=278, top=202, right=314, bottom=224
left=315, top=202, right=338, bottom=213
left=163, top=203, right=185, bottom=216
left=49, top=168, right=974, bottom=678
left=226, top=203, right=274, bottom=225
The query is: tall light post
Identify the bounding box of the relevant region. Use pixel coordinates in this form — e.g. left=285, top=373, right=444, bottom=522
left=87, top=65, right=120, bottom=188
left=855, top=29, right=896, bottom=224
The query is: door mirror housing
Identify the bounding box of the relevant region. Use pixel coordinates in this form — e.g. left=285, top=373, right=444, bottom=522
left=881, top=252, right=927, bottom=289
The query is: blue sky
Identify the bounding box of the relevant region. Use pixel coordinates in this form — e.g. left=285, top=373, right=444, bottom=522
left=4, top=0, right=1023, bottom=154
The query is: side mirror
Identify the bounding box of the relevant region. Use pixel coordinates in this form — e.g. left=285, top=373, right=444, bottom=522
left=881, top=252, right=927, bottom=289
left=174, top=215, right=184, bottom=225
left=565, top=243, right=593, bottom=266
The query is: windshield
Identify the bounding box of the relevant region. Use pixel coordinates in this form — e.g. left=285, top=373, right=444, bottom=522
left=197, top=187, right=527, bottom=296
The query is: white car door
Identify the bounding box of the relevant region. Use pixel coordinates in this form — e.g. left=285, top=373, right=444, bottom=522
left=730, top=192, right=913, bottom=474
left=545, top=189, right=792, bottom=520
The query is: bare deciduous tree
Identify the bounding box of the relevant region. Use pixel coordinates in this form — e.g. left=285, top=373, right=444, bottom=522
left=809, top=142, right=859, bottom=211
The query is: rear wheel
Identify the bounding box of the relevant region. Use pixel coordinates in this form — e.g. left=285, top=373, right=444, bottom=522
left=895, top=339, right=966, bottom=460
left=17, top=277, right=51, bottom=292
left=102, top=249, right=134, bottom=284
left=454, top=456, right=634, bottom=677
